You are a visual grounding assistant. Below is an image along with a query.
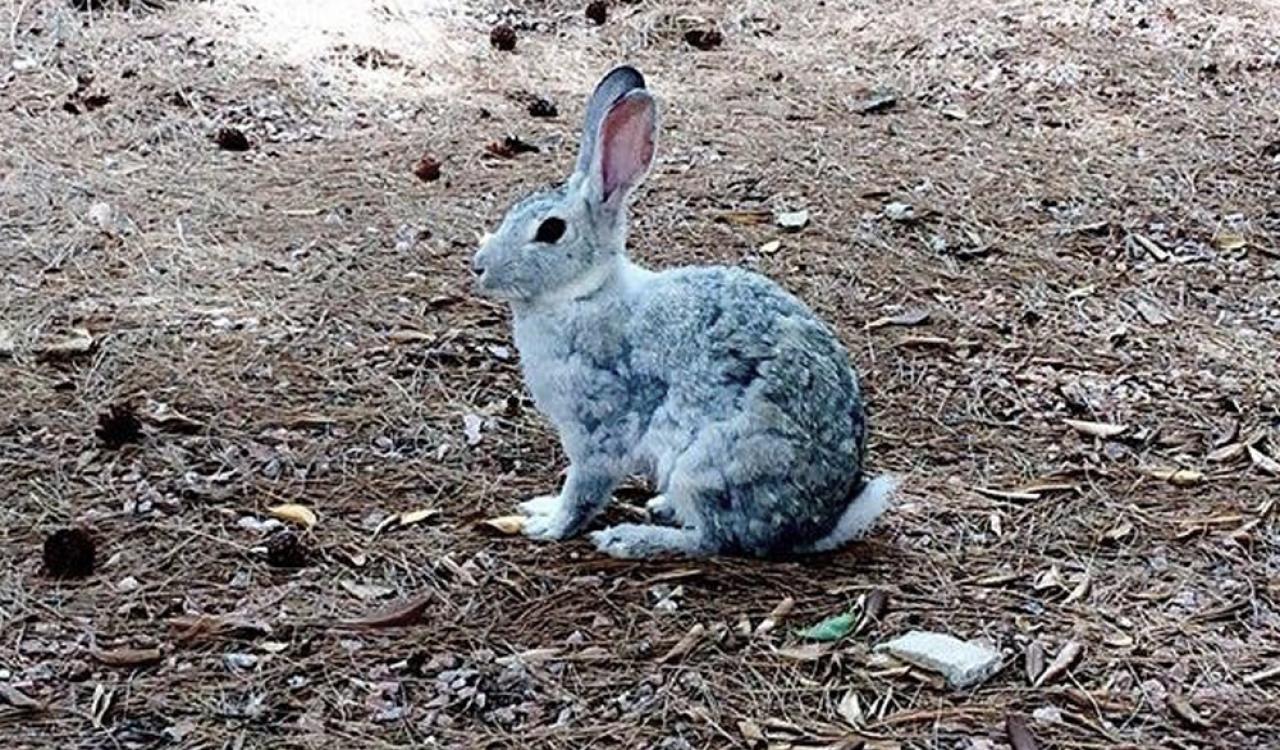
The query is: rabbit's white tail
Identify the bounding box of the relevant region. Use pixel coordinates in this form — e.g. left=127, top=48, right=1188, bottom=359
left=798, top=475, right=897, bottom=554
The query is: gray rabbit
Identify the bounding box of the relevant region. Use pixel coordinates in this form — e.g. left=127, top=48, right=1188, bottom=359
left=471, top=65, right=895, bottom=559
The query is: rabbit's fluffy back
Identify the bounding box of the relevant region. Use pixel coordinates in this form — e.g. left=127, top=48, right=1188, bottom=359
left=512, top=257, right=867, bottom=556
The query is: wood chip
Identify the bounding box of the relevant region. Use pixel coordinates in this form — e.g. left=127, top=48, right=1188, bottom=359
left=1167, top=694, right=1211, bottom=729
left=1247, top=446, right=1280, bottom=475
left=36, top=327, right=95, bottom=361
left=866, top=309, right=930, bottom=330
left=1033, top=641, right=1082, bottom=687
left=91, top=645, right=163, bottom=668
left=1242, top=663, right=1280, bottom=685
left=343, top=593, right=433, bottom=628
left=1006, top=714, right=1039, bottom=750
left=1145, top=467, right=1204, bottom=486
left=0, top=684, right=43, bottom=711
left=1064, top=419, right=1128, bottom=439
left=1130, top=233, right=1168, bottom=261
left=754, top=596, right=795, bottom=636
left=659, top=623, right=706, bottom=663
left=1024, top=641, right=1045, bottom=684
left=479, top=515, right=526, bottom=535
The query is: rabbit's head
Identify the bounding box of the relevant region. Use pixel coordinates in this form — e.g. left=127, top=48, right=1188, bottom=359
left=473, top=66, right=658, bottom=302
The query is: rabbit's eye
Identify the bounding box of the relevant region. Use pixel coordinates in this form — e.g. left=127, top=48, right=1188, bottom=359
left=533, top=217, right=566, bottom=244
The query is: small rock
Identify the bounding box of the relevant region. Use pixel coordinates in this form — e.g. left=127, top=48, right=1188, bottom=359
left=463, top=414, right=484, bottom=446
left=884, top=202, right=916, bottom=222
left=116, top=576, right=140, bottom=593
left=776, top=209, right=810, bottom=232
left=224, top=653, right=259, bottom=670
left=878, top=630, right=1002, bottom=689
left=1032, top=706, right=1063, bottom=724
left=88, top=201, right=114, bottom=232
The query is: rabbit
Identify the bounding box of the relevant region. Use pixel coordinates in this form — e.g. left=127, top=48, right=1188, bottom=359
left=471, top=65, right=896, bottom=559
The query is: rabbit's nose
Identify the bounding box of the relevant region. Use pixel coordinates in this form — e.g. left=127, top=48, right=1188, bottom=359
left=470, top=258, right=486, bottom=277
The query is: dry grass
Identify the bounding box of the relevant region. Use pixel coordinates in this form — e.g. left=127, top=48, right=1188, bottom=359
left=2, top=0, right=1279, bottom=747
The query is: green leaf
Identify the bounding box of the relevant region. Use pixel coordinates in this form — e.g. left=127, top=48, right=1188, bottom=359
left=796, top=612, right=857, bottom=642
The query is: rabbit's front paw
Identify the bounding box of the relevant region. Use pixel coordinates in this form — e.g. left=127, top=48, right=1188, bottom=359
left=519, top=494, right=563, bottom=518
left=521, top=505, right=575, bottom=541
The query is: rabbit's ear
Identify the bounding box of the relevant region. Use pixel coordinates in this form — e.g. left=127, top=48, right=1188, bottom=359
left=575, top=65, right=647, bottom=177
left=593, top=90, right=657, bottom=207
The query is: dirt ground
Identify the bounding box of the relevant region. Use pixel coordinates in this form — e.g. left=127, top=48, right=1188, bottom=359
left=2, top=0, right=1279, bottom=748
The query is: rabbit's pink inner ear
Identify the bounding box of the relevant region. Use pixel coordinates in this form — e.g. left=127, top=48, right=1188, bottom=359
left=600, top=94, right=655, bottom=204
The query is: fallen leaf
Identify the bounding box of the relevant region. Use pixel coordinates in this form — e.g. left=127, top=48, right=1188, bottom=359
left=866, top=309, right=930, bottom=330
left=1103, top=631, right=1135, bottom=648
left=1167, top=694, right=1211, bottom=729
left=1006, top=714, right=1039, bottom=750
left=1064, top=419, right=1128, bottom=439
left=398, top=508, right=439, bottom=527
left=268, top=503, right=317, bottom=529
left=36, top=328, right=95, bottom=361
left=343, top=593, right=433, bottom=628
left=340, top=580, right=395, bottom=601
left=758, top=239, right=781, bottom=255
left=659, top=623, right=706, bottom=663
left=837, top=690, right=863, bottom=727
left=91, top=645, right=163, bottom=668
left=775, top=209, right=810, bottom=232
left=1248, top=446, right=1280, bottom=475
left=1063, top=573, right=1091, bottom=605
left=1033, top=641, right=1082, bottom=687
left=1145, top=467, right=1204, bottom=486
left=797, top=612, right=857, bottom=642
left=0, top=684, right=42, bottom=711
left=1024, top=641, right=1045, bottom=684
left=754, top=596, right=795, bottom=636
left=479, top=515, right=525, bottom=535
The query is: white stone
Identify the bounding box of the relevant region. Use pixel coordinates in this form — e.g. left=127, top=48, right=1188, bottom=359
left=878, top=630, right=1002, bottom=689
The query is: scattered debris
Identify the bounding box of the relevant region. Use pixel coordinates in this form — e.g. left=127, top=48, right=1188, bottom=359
left=215, top=127, right=251, bottom=151
left=480, top=516, right=526, bottom=535
left=343, top=593, right=433, bottom=628
left=267, top=504, right=318, bottom=529
left=527, top=96, right=558, bottom=118
left=867, top=309, right=930, bottom=330
left=36, top=328, right=95, bottom=361
left=585, top=1, right=608, bottom=25
left=264, top=531, right=311, bottom=568
left=1033, top=641, right=1082, bottom=687
left=754, top=596, right=795, bottom=636
left=797, top=611, right=857, bottom=642
left=1248, top=446, right=1280, bottom=475
left=854, top=90, right=898, bottom=115
left=486, top=135, right=539, bottom=159
left=1024, top=641, right=1045, bottom=684
left=413, top=155, right=442, bottom=182
left=43, top=528, right=96, bottom=578
left=1167, top=694, right=1212, bottom=729
left=1006, top=714, right=1039, bottom=750
left=684, top=29, right=723, bottom=50
left=490, top=24, right=517, bottom=52
left=0, top=685, right=42, bottom=711
left=1144, top=467, right=1204, bottom=486
left=775, top=209, right=810, bottom=232
left=1064, top=419, right=1128, bottom=439
left=463, top=414, right=485, bottom=445
left=879, top=631, right=1002, bottom=689
left=96, top=403, right=142, bottom=448
left=658, top=623, right=706, bottom=663
left=91, top=645, right=163, bottom=668
left=883, top=201, right=916, bottom=222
